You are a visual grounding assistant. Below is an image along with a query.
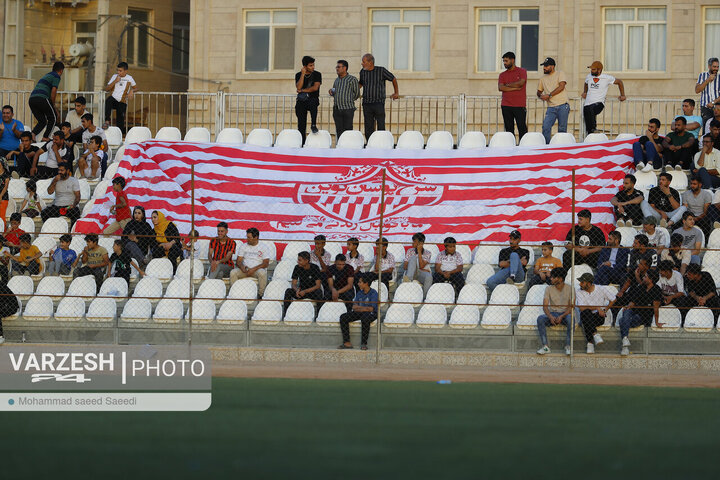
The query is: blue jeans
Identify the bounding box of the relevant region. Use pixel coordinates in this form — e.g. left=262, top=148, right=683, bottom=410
left=542, top=103, right=570, bottom=143
left=632, top=142, right=662, bottom=169
left=696, top=167, right=720, bottom=189
left=537, top=311, right=572, bottom=347
left=487, top=252, right=525, bottom=290
left=619, top=309, right=646, bottom=338
left=595, top=265, right=627, bottom=285
left=640, top=202, right=686, bottom=225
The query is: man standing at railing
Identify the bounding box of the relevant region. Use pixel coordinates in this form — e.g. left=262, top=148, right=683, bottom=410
left=329, top=60, right=359, bottom=142
left=695, top=57, right=719, bottom=129
left=537, top=58, right=569, bottom=144
left=581, top=61, right=626, bottom=135
left=359, top=53, right=399, bottom=143
left=295, top=56, right=322, bottom=145
left=28, top=61, right=63, bottom=142
left=103, top=62, right=137, bottom=135
left=498, top=52, right=527, bottom=140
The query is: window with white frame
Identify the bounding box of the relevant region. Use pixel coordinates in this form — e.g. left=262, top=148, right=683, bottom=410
left=475, top=8, right=538, bottom=73
left=369, top=9, right=431, bottom=72
left=127, top=9, right=151, bottom=68
left=243, top=10, right=296, bottom=72
left=173, top=12, right=190, bottom=74
left=603, top=7, right=666, bottom=72
left=704, top=7, right=720, bottom=65
left=74, top=21, right=96, bottom=46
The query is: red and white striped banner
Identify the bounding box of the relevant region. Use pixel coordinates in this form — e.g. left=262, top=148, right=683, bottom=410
left=76, top=139, right=634, bottom=243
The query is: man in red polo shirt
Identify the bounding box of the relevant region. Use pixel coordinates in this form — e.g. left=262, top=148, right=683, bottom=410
left=498, top=51, right=527, bottom=140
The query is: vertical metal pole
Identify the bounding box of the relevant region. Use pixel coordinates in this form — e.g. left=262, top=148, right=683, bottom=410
left=375, top=168, right=387, bottom=364
left=188, top=165, right=195, bottom=347
left=570, top=169, right=576, bottom=363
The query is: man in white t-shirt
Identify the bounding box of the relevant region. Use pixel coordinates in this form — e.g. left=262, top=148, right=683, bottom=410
left=80, top=113, right=108, bottom=153
left=229, top=227, right=272, bottom=296
left=103, top=61, right=137, bottom=135
left=65, top=96, right=89, bottom=144
left=575, top=272, right=616, bottom=354
left=582, top=61, right=626, bottom=135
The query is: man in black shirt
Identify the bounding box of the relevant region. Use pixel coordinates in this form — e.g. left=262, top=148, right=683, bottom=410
left=618, top=268, right=663, bottom=356
left=327, top=253, right=355, bottom=310
left=284, top=251, right=324, bottom=316
left=632, top=118, right=664, bottom=171
left=563, top=209, right=606, bottom=270
left=4, top=131, right=37, bottom=177
left=358, top=53, right=399, bottom=142
left=684, top=263, right=720, bottom=326
left=626, top=234, right=657, bottom=271
left=611, top=174, right=644, bottom=227
left=611, top=256, right=651, bottom=320
left=641, top=172, right=686, bottom=229
left=487, top=230, right=530, bottom=290
left=295, top=55, right=322, bottom=145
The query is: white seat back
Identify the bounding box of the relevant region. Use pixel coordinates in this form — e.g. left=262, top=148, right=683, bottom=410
left=366, top=131, right=395, bottom=149
left=616, top=133, right=636, bottom=141
left=481, top=305, right=512, bottom=327
left=86, top=297, right=117, bottom=322
left=449, top=305, right=480, bottom=327
left=121, top=298, right=152, bottom=322
left=105, top=126, right=123, bottom=147
left=145, top=258, right=174, bottom=282
left=458, top=131, right=486, bottom=149
left=228, top=278, right=259, bottom=301
left=55, top=297, right=86, bottom=321
left=457, top=283, right=487, bottom=306
left=304, top=130, right=332, bottom=148
left=216, top=128, right=244, bottom=145
left=316, top=302, right=347, bottom=324
left=416, top=304, right=447, bottom=326
left=393, top=282, right=424, bottom=305
left=519, top=132, right=546, bottom=146
left=155, top=127, right=182, bottom=141
left=99, top=277, right=129, bottom=299
left=124, top=126, right=152, bottom=144
left=336, top=130, right=365, bottom=149
left=584, top=133, right=609, bottom=144
left=35, top=276, right=66, bottom=298
left=184, top=127, right=211, bottom=143
left=284, top=301, right=315, bottom=323
left=384, top=303, right=414, bottom=326
left=252, top=300, right=283, bottom=323
left=246, top=128, right=273, bottom=147
left=425, top=131, right=454, bottom=150
left=274, top=129, right=303, bottom=148
left=132, top=276, right=163, bottom=302
left=396, top=131, right=424, bottom=150
left=196, top=279, right=227, bottom=302
left=489, top=284, right=519, bottom=305
left=175, top=259, right=204, bottom=281
left=8, top=275, right=34, bottom=300
left=488, top=132, right=516, bottom=148
left=67, top=275, right=97, bottom=300
left=164, top=277, right=192, bottom=301
left=217, top=300, right=248, bottom=323
left=153, top=298, right=184, bottom=322
left=187, top=299, right=216, bottom=323
left=262, top=279, right=290, bottom=300
left=550, top=132, right=576, bottom=145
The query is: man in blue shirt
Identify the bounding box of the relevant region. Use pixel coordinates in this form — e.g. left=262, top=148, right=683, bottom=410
left=0, top=105, right=24, bottom=158
left=679, top=98, right=703, bottom=139
left=338, top=273, right=378, bottom=350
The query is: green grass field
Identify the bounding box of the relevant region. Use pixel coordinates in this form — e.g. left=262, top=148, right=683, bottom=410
left=2, top=378, right=718, bottom=479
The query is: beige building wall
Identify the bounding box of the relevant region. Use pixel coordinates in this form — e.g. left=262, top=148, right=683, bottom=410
left=188, top=0, right=712, bottom=100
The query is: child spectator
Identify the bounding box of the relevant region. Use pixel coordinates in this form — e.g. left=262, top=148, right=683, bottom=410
left=77, top=135, right=106, bottom=179
left=19, top=179, right=44, bottom=218
left=59, top=122, right=75, bottom=150
left=5, top=131, right=38, bottom=178
left=529, top=241, right=562, bottom=287
left=432, top=237, right=465, bottom=296
left=6, top=233, right=42, bottom=275
left=182, top=229, right=200, bottom=259
left=103, top=176, right=131, bottom=235
left=47, top=233, right=77, bottom=275
left=108, top=239, right=144, bottom=285
left=345, top=237, right=364, bottom=274
left=73, top=233, right=110, bottom=292
left=2, top=213, right=24, bottom=253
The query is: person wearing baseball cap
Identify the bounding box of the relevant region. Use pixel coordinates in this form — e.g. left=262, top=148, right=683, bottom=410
left=582, top=60, right=626, bottom=135
left=537, top=57, right=570, bottom=143
left=486, top=230, right=530, bottom=291
left=576, top=271, right=617, bottom=354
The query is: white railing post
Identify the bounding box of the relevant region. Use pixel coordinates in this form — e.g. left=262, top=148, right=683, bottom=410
left=216, top=91, right=225, bottom=136
left=457, top=93, right=466, bottom=141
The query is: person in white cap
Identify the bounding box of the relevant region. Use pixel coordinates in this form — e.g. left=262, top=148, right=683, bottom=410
left=582, top=61, right=626, bottom=135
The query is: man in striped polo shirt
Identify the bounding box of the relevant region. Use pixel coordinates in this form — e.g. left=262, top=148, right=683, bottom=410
left=329, top=60, right=359, bottom=142
left=695, top=57, right=720, bottom=129
left=358, top=53, right=399, bottom=142
left=207, top=222, right=236, bottom=279
left=28, top=61, right=64, bottom=142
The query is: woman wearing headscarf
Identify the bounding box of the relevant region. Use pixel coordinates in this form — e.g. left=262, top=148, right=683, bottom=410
left=150, top=211, right=183, bottom=272
left=122, top=206, right=155, bottom=266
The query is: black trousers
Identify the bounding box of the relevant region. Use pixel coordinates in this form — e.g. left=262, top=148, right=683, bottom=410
left=583, top=102, right=605, bottom=134
left=283, top=288, right=324, bottom=316
left=701, top=106, right=715, bottom=131
left=369, top=271, right=392, bottom=291
left=152, top=244, right=183, bottom=274
left=580, top=310, right=605, bottom=343
left=41, top=204, right=80, bottom=225
left=74, top=265, right=105, bottom=293
left=562, top=250, right=600, bottom=271
left=663, top=146, right=695, bottom=170
left=688, top=295, right=720, bottom=326
left=362, top=102, right=385, bottom=141
left=330, top=287, right=356, bottom=311
left=29, top=96, right=57, bottom=140
left=295, top=99, right=319, bottom=145
left=501, top=106, right=527, bottom=138
left=432, top=271, right=465, bottom=296
left=333, top=107, right=355, bottom=142
left=105, top=97, right=128, bottom=134
left=340, top=311, right=375, bottom=345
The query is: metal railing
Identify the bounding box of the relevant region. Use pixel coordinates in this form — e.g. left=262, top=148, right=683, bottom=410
left=0, top=90, right=686, bottom=142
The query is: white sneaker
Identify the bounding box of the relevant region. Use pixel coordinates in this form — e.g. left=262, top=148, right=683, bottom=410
left=642, top=163, right=653, bottom=173
left=586, top=343, right=595, bottom=354
left=0, top=336, right=5, bottom=345
left=636, top=162, right=645, bottom=170
left=593, top=333, right=604, bottom=345
left=564, top=345, right=571, bottom=356
left=620, top=347, right=630, bottom=356
left=537, top=346, right=550, bottom=355
left=616, top=219, right=626, bottom=228
left=622, top=336, right=631, bottom=347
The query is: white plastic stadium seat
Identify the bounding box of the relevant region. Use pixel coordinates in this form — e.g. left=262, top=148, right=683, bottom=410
left=8, top=178, right=26, bottom=204
left=481, top=305, right=512, bottom=329
left=383, top=303, right=415, bottom=327
left=457, top=284, right=487, bottom=307
left=22, top=296, right=53, bottom=321
left=425, top=131, right=454, bottom=150
left=93, top=179, right=109, bottom=200
left=120, top=298, right=152, bottom=323
left=316, top=302, right=347, bottom=325
left=184, top=127, right=211, bottom=143
left=252, top=300, right=283, bottom=325
left=516, top=306, right=544, bottom=329
left=164, top=277, right=193, bottom=304
left=175, top=258, right=205, bottom=284
left=274, top=129, right=303, bottom=148
left=396, top=131, right=425, bottom=150
left=216, top=299, right=248, bottom=324
left=652, top=307, right=681, bottom=331
left=132, top=276, right=163, bottom=304
left=228, top=278, right=259, bottom=305
left=684, top=308, right=714, bottom=332
left=284, top=301, right=315, bottom=325
left=39, top=217, right=69, bottom=241
left=385, top=243, right=406, bottom=267
left=67, top=275, right=97, bottom=301
left=98, top=236, right=115, bottom=254
left=393, top=282, right=424, bottom=308
left=187, top=299, right=216, bottom=324
left=215, top=128, right=244, bottom=145
left=524, top=284, right=548, bottom=306
left=153, top=298, right=184, bottom=323
left=304, top=130, right=332, bottom=149
left=124, top=126, right=152, bottom=144
left=271, top=260, right=296, bottom=283
left=473, top=245, right=501, bottom=265
left=370, top=280, right=389, bottom=305
left=281, top=241, right=311, bottom=262
left=336, top=130, right=365, bottom=149
left=489, top=284, right=520, bottom=309
left=113, top=145, right=126, bottom=164
left=448, top=304, right=480, bottom=328
left=145, top=258, right=174, bottom=284
left=565, top=264, right=594, bottom=288
left=85, top=297, right=117, bottom=322
left=615, top=227, right=637, bottom=248
left=35, top=276, right=66, bottom=302
left=196, top=279, right=227, bottom=304
left=8, top=275, right=34, bottom=301
left=193, top=239, right=211, bottom=261
left=488, top=132, right=516, bottom=148
left=416, top=304, right=447, bottom=328
left=584, top=133, right=609, bottom=144
left=519, top=132, right=546, bottom=146
left=633, top=171, right=657, bottom=191
left=366, top=131, right=395, bottom=149
left=33, top=236, right=57, bottom=257
left=155, top=127, right=182, bottom=141
left=458, top=131, right=487, bottom=150
left=246, top=128, right=273, bottom=147
left=550, top=132, right=576, bottom=145
left=53, top=297, right=86, bottom=322
left=616, top=133, right=636, bottom=141
left=455, top=245, right=473, bottom=267
left=424, top=283, right=456, bottom=307
left=69, top=235, right=87, bottom=257
left=105, top=126, right=123, bottom=147
left=19, top=216, right=34, bottom=236
left=36, top=178, right=54, bottom=203
left=78, top=178, right=91, bottom=201
left=465, top=264, right=494, bottom=285
left=262, top=279, right=290, bottom=300
left=708, top=229, right=720, bottom=248
left=669, top=172, right=688, bottom=192
left=99, top=277, right=129, bottom=302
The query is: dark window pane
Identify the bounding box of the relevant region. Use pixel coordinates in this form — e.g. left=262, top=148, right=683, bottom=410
left=273, top=27, right=295, bottom=70
left=174, top=11, right=190, bottom=27
left=520, top=24, right=538, bottom=70
left=245, top=26, right=269, bottom=71
left=137, top=25, right=149, bottom=67
left=518, top=9, right=539, bottom=21
left=127, top=25, right=135, bottom=64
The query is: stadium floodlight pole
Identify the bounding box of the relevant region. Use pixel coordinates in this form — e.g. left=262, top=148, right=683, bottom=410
left=188, top=164, right=196, bottom=349
left=375, top=168, right=387, bottom=364
left=570, top=169, right=576, bottom=364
